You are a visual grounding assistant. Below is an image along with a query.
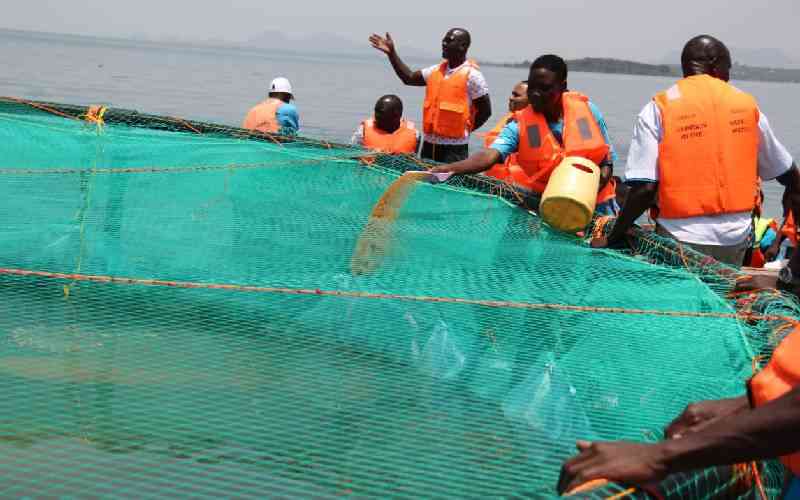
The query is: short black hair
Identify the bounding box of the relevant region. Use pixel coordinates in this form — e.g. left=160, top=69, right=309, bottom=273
left=449, top=28, right=471, bottom=49
left=375, top=94, right=403, bottom=114
left=530, top=54, right=568, bottom=81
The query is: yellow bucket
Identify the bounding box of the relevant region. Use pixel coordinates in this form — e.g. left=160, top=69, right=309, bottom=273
left=539, top=156, right=600, bottom=233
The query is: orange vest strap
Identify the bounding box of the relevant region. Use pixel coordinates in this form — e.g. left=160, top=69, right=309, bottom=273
left=655, top=75, right=760, bottom=219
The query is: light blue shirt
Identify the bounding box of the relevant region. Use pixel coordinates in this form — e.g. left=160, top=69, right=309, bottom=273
left=276, top=103, right=300, bottom=134
left=489, top=101, right=616, bottom=165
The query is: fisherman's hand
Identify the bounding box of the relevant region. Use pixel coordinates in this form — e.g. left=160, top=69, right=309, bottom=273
left=557, top=440, right=668, bottom=495
left=764, top=240, right=781, bottom=262
left=664, top=397, right=749, bottom=439
left=369, top=33, right=395, bottom=55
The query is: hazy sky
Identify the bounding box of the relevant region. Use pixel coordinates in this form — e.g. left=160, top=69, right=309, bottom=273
left=4, top=0, right=799, bottom=63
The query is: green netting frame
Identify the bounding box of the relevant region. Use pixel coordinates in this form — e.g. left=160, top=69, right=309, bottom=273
left=0, top=96, right=797, bottom=499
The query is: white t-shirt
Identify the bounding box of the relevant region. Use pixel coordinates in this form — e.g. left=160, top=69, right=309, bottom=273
left=420, top=61, right=489, bottom=145
left=624, top=99, right=794, bottom=246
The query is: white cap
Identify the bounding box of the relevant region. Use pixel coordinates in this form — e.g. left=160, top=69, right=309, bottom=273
left=270, top=77, right=293, bottom=95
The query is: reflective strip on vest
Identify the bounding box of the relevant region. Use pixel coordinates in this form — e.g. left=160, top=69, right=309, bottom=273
left=423, top=60, right=477, bottom=139
left=749, top=325, right=800, bottom=475
left=362, top=119, right=418, bottom=154
left=513, top=92, right=611, bottom=201
left=654, top=75, right=760, bottom=219
left=242, top=98, right=283, bottom=134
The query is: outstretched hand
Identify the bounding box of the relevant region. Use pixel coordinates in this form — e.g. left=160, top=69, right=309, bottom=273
left=664, top=397, right=749, bottom=439
left=557, top=440, right=668, bottom=495
left=369, top=33, right=395, bottom=55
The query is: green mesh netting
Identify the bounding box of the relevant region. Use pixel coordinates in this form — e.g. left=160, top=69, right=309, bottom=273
left=0, top=97, right=796, bottom=499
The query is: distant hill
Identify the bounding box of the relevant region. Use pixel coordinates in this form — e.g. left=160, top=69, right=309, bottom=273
left=245, top=30, right=432, bottom=60
left=484, top=57, right=800, bottom=83
left=658, top=47, right=800, bottom=69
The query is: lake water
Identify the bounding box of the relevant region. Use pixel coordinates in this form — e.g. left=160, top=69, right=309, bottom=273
left=1, top=29, right=799, bottom=216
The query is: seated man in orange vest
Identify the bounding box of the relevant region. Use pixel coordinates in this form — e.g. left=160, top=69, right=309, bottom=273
left=242, top=77, right=300, bottom=135
left=482, top=80, right=530, bottom=184
left=369, top=29, right=492, bottom=163
left=557, top=324, right=800, bottom=499
left=351, top=95, right=419, bottom=154
left=592, top=35, right=800, bottom=267
left=428, top=54, right=619, bottom=215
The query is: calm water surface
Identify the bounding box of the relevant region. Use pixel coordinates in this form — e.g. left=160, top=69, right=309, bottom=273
left=2, top=29, right=799, bottom=216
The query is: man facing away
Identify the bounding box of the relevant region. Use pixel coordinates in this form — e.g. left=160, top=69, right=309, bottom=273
left=592, top=35, right=800, bottom=270
left=369, top=28, right=491, bottom=163
left=351, top=94, right=419, bottom=154
left=428, top=55, right=619, bottom=215
left=242, top=77, right=300, bottom=135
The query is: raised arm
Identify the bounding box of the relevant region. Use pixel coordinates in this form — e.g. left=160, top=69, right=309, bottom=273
left=369, top=33, right=425, bottom=87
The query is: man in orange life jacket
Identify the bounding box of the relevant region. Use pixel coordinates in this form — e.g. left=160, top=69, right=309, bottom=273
left=351, top=95, right=419, bottom=154
left=482, top=81, right=529, bottom=183
left=592, top=35, right=800, bottom=268
left=557, top=324, right=800, bottom=498
left=429, top=55, right=619, bottom=216
left=369, top=29, right=492, bottom=162
left=242, top=77, right=300, bottom=135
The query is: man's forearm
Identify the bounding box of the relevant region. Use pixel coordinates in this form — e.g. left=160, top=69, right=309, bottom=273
left=608, top=183, right=656, bottom=243
left=387, top=51, right=417, bottom=85
left=431, top=150, right=499, bottom=175
left=661, top=386, right=800, bottom=473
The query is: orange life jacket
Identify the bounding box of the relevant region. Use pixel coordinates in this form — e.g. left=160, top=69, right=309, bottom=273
left=242, top=98, right=284, bottom=133
left=654, top=75, right=760, bottom=219
left=783, top=211, right=798, bottom=247
left=749, top=325, right=800, bottom=475
left=514, top=92, right=615, bottom=204
left=362, top=118, right=418, bottom=154
left=482, top=113, right=529, bottom=184
left=423, top=60, right=478, bottom=139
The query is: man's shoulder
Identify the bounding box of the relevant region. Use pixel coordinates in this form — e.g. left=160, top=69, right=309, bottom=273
left=278, top=102, right=298, bottom=114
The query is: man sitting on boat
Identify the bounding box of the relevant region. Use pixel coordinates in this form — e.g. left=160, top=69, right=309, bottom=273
left=242, top=77, right=300, bottom=135
left=351, top=95, right=419, bottom=154
left=592, top=35, right=800, bottom=268
left=428, top=54, right=619, bottom=215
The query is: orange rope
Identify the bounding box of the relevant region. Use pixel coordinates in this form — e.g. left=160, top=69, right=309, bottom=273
left=605, top=488, right=637, bottom=500
left=750, top=462, right=768, bottom=500
left=0, top=267, right=796, bottom=324
left=167, top=116, right=202, bottom=134
left=0, top=96, right=80, bottom=121
left=0, top=158, right=331, bottom=176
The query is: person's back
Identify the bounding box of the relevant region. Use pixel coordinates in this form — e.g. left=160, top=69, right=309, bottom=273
left=242, top=77, right=299, bottom=135
left=352, top=95, right=419, bottom=154
left=596, top=35, right=799, bottom=267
